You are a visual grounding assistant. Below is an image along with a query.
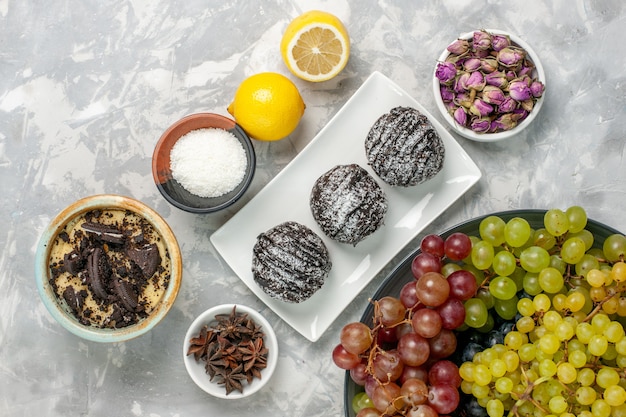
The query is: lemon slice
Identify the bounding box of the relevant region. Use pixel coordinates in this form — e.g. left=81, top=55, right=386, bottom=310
left=280, top=10, right=350, bottom=82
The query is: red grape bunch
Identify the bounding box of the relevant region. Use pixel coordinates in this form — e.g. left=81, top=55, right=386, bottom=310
left=332, top=233, right=476, bottom=417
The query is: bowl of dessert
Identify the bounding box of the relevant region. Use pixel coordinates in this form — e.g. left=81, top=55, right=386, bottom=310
left=34, top=194, right=182, bottom=342
left=433, top=29, right=546, bottom=142
left=183, top=304, right=279, bottom=399
left=152, top=112, right=256, bottom=213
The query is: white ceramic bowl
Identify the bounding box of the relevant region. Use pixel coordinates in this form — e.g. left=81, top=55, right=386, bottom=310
left=433, top=29, right=546, bottom=142
left=182, top=304, right=278, bottom=399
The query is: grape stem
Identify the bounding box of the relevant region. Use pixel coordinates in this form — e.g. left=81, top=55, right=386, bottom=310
left=508, top=374, right=550, bottom=417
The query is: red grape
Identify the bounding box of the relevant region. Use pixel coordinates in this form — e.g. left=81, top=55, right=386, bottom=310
left=411, top=252, right=442, bottom=280
left=377, top=296, right=406, bottom=326
left=372, top=382, right=402, bottom=414
left=411, top=308, right=442, bottom=338
left=436, top=297, right=466, bottom=330
left=416, top=272, right=449, bottom=307
left=428, top=329, right=457, bottom=359
left=427, top=384, right=460, bottom=414
left=444, top=232, right=472, bottom=261
left=400, top=281, right=419, bottom=309
left=400, top=365, right=429, bottom=385
left=406, top=404, right=438, bottom=417
left=446, top=269, right=478, bottom=300
left=372, top=349, right=404, bottom=382
left=340, top=322, right=373, bottom=354
left=350, top=361, right=369, bottom=386
left=397, top=332, right=430, bottom=366
left=427, top=360, right=461, bottom=387
left=400, top=378, right=428, bottom=406
left=420, top=234, right=445, bottom=258
left=377, top=326, right=397, bottom=344
left=356, top=408, right=381, bottom=417
left=332, top=343, right=361, bottom=370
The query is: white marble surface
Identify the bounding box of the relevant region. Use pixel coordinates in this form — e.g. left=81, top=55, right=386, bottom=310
left=1, top=0, right=625, bottom=416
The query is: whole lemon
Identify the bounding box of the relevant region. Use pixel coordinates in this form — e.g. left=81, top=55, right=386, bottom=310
left=227, top=72, right=305, bottom=141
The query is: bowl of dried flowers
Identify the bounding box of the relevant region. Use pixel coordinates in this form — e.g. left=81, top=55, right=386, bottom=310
left=433, top=29, right=546, bottom=142
left=183, top=304, right=278, bottom=399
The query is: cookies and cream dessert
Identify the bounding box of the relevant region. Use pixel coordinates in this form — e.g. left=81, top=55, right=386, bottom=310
left=252, top=221, right=331, bottom=303
left=310, top=164, right=387, bottom=245
left=47, top=209, right=171, bottom=328
left=365, top=106, right=445, bottom=187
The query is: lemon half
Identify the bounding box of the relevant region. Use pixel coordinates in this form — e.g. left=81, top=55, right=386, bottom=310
left=280, top=10, right=350, bottom=82
left=227, top=72, right=305, bottom=142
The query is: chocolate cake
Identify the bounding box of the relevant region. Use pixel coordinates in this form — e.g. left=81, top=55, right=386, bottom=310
left=310, top=164, right=388, bottom=245
left=252, top=221, right=332, bottom=303
left=365, top=106, right=445, bottom=186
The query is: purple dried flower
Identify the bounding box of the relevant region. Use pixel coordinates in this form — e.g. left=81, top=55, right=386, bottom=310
left=480, top=58, right=498, bottom=73
left=473, top=30, right=492, bottom=50
left=466, top=71, right=485, bottom=91
left=453, top=107, right=468, bottom=126
left=491, top=34, right=511, bottom=51
left=440, top=85, right=455, bottom=102
left=435, top=61, right=457, bottom=84
left=498, top=97, right=518, bottom=113
left=447, top=39, right=470, bottom=55
left=485, top=71, right=509, bottom=89
left=509, top=79, right=532, bottom=101
left=490, top=113, right=517, bottom=131
left=482, top=85, right=506, bottom=105
left=498, top=47, right=525, bottom=67
left=453, top=72, right=471, bottom=93
left=463, top=58, right=482, bottom=71
left=470, top=99, right=494, bottom=117
left=530, top=80, right=545, bottom=98
left=453, top=91, right=472, bottom=107
left=470, top=117, right=491, bottom=133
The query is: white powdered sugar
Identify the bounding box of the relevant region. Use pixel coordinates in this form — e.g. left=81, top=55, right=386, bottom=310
left=170, top=128, right=247, bottom=198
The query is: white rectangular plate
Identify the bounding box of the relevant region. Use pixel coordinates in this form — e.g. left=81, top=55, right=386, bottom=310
left=210, top=71, right=481, bottom=342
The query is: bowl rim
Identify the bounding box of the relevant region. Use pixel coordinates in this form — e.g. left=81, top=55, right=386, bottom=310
left=152, top=112, right=256, bottom=214
left=182, top=303, right=279, bottom=399
left=432, top=28, right=546, bottom=142
left=34, top=194, right=183, bottom=343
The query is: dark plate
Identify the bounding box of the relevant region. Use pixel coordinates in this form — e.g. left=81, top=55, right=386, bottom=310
left=343, top=209, right=623, bottom=417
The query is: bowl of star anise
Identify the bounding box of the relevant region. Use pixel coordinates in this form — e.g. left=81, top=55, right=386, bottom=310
left=183, top=304, right=278, bottom=398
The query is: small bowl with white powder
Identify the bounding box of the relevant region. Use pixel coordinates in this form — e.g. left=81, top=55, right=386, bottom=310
left=152, top=113, right=256, bottom=213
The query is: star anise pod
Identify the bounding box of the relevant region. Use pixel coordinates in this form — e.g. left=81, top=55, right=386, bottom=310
left=186, top=325, right=215, bottom=361
left=215, top=364, right=247, bottom=395
left=214, top=305, right=253, bottom=340
left=239, top=337, right=269, bottom=383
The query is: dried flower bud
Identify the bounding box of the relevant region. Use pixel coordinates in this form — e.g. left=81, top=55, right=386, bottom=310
left=453, top=107, right=468, bottom=126
left=509, top=79, right=532, bottom=101
left=491, top=34, right=511, bottom=51
left=435, top=61, right=457, bottom=84
left=469, top=99, right=494, bottom=117
left=480, top=58, right=498, bottom=73
left=473, top=30, right=492, bottom=50
left=498, top=47, right=525, bottom=68
left=470, top=117, right=491, bottom=133
left=490, top=113, right=518, bottom=131
left=440, top=85, right=454, bottom=102
left=454, top=72, right=471, bottom=93
left=520, top=98, right=535, bottom=112
left=454, top=91, right=472, bottom=108
left=485, top=71, right=509, bottom=89
left=482, top=86, right=506, bottom=105
left=463, top=58, right=481, bottom=71
left=466, top=71, right=486, bottom=91
left=530, top=80, right=545, bottom=98
left=498, top=97, right=518, bottom=113
left=447, top=39, right=470, bottom=55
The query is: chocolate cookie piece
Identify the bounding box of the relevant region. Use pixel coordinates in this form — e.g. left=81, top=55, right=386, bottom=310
left=365, top=106, right=445, bottom=186
left=126, top=243, right=160, bottom=278
left=310, top=164, right=387, bottom=245
left=252, top=221, right=332, bottom=303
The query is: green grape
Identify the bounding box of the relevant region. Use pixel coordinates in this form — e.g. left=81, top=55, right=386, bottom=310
left=504, top=331, right=526, bottom=350
left=518, top=343, right=536, bottom=362
left=568, top=349, right=587, bottom=368
left=472, top=383, right=490, bottom=399
left=561, top=236, right=586, bottom=264
left=519, top=246, right=550, bottom=273
left=538, top=358, right=557, bottom=377
left=591, top=398, right=612, bottom=417
left=532, top=227, right=556, bottom=250
left=489, top=276, right=518, bottom=300
left=554, top=321, right=574, bottom=341
left=538, top=333, right=560, bottom=354
left=504, top=217, right=531, bottom=247
left=548, top=254, right=567, bottom=274
left=604, top=234, right=626, bottom=262
left=604, top=385, right=626, bottom=407
left=576, top=386, right=597, bottom=405
left=493, top=295, right=518, bottom=320
left=486, top=398, right=504, bottom=417
left=538, top=267, right=564, bottom=293
left=479, top=215, right=506, bottom=246
left=492, top=250, right=517, bottom=276
left=578, top=368, right=595, bottom=386
left=517, top=298, right=535, bottom=317
left=556, top=362, right=577, bottom=383
left=568, top=228, right=594, bottom=250
left=471, top=240, right=495, bottom=270
left=605, top=321, right=625, bottom=343
left=588, top=334, right=609, bottom=356
left=509, top=266, right=525, bottom=291
left=522, top=272, right=542, bottom=296
left=502, top=351, right=519, bottom=372
left=494, top=377, right=513, bottom=394
left=476, top=313, right=495, bottom=334
left=597, top=367, right=620, bottom=388
left=441, top=261, right=461, bottom=277
left=548, top=395, right=568, bottom=414
left=465, top=298, right=489, bottom=328
left=489, top=358, right=507, bottom=378
left=566, top=205, right=588, bottom=233
left=516, top=316, right=535, bottom=333
left=576, top=322, right=594, bottom=344
left=544, top=208, right=570, bottom=236
left=591, top=313, right=611, bottom=334
left=473, top=363, right=492, bottom=386
left=575, top=253, right=600, bottom=277
left=351, top=392, right=374, bottom=413
left=533, top=293, right=551, bottom=312
left=552, top=293, right=567, bottom=312
left=476, top=287, right=495, bottom=309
